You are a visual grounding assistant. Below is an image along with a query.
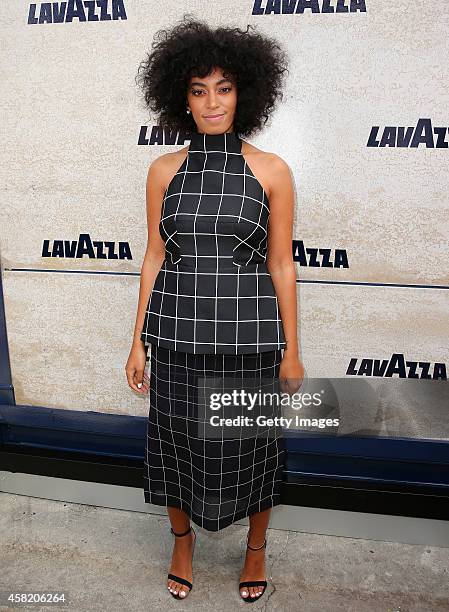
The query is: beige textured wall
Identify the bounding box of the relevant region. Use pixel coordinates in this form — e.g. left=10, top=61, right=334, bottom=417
left=1, top=2, right=447, bottom=438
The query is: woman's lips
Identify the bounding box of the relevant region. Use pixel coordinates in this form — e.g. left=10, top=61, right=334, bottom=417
left=204, top=114, right=224, bottom=122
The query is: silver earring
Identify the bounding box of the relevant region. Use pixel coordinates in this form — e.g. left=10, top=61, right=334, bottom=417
left=186, top=108, right=191, bottom=114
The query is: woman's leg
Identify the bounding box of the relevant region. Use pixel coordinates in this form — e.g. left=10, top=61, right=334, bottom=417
left=239, top=507, right=271, bottom=599
left=166, top=507, right=195, bottom=598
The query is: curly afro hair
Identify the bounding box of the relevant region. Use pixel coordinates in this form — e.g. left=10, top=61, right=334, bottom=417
left=135, top=14, right=289, bottom=139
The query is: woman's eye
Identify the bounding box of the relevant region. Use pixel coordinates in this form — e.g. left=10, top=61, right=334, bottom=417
left=191, top=87, right=232, bottom=96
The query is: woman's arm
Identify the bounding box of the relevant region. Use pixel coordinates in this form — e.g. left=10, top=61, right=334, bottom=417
left=265, top=154, right=303, bottom=394
left=125, top=155, right=167, bottom=394
left=131, top=156, right=167, bottom=349
left=266, top=154, right=300, bottom=359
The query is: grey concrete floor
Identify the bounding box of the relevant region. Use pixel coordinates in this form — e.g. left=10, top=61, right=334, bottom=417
left=0, top=492, right=448, bottom=612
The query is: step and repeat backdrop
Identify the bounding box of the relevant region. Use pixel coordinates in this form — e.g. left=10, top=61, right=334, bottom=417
left=1, top=2, right=448, bottom=439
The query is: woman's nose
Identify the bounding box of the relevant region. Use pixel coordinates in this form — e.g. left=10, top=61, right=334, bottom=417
left=206, top=92, right=218, bottom=106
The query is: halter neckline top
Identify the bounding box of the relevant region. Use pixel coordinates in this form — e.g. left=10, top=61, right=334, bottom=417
left=187, top=130, right=243, bottom=154
left=140, top=129, right=286, bottom=354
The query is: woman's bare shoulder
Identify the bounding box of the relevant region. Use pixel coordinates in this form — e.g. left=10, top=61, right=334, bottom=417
left=148, top=146, right=189, bottom=191
left=242, top=140, right=289, bottom=166
left=241, top=140, right=289, bottom=198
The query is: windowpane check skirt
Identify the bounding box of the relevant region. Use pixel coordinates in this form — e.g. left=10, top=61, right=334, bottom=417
left=143, top=344, right=286, bottom=532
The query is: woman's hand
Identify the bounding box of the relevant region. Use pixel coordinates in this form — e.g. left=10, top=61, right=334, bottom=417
left=125, top=342, right=150, bottom=394
left=279, top=352, right=304, bottom=396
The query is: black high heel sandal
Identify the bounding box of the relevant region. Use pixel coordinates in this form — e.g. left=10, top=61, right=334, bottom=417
left=167, top=525, right=196, bottom=599
left=238, top=531, right=268, bottom=603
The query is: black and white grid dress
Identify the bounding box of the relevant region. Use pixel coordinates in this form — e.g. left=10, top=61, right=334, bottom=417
left=141, top=130, right=287, bottom=532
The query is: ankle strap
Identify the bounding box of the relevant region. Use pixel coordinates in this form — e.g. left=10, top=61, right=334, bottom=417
left=246, top=531, right=267, bottom=550
left=171, top=526, right=192, bottom=537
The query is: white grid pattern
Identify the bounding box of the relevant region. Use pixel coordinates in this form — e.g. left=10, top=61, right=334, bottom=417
left=143, top=344, right=286, bottom=532
left=140, top=131, right=286, bottom=354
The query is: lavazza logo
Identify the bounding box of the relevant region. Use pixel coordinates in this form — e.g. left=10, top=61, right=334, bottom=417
left=347, top=353, right=447, bottom=380
left=293, top=241, right=348, bottom=268
left=368, top=118, right=449, bottom=148
left=138, top=126, right=191, bottom=147
left=252, top=0, right=366, bottom=15
left=42, top=233, right=132, bottom=260
left=27, top=0, right=127, bottom=24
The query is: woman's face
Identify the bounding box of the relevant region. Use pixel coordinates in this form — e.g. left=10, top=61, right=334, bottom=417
left=186, top=66, right=237, bottom=134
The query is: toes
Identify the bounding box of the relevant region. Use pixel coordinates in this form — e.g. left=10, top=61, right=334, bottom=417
left=248, top=586, right=262, bottom=598
left=168, top=580, right=190, bottom=598
left=240, top=585, right=263, bottom=599
left=168, top=579, right=178, bottom=595
left=174, top=581, right=183, bottom=596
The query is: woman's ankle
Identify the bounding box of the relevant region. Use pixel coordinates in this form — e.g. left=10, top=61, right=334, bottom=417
left=247, top=529, right=266, bottom=549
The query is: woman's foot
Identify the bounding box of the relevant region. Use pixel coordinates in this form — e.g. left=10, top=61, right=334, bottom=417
left=167, top=528, right=196, bottom=598
left=239, top=532, right=267, bottom=600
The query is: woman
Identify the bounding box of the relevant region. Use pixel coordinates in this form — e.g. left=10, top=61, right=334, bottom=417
left=127, top=16, right=304, bottom=602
